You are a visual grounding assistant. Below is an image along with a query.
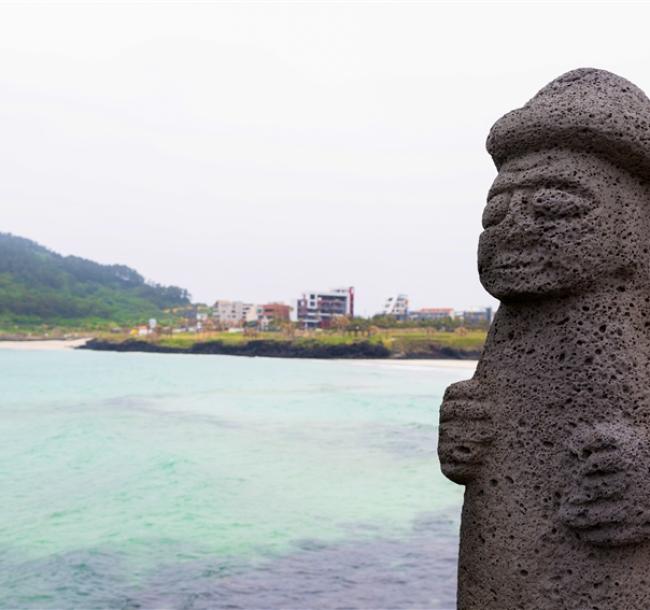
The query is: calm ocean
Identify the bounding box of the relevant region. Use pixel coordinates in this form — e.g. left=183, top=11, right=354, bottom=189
left=0, top=349, right=470, bottom=609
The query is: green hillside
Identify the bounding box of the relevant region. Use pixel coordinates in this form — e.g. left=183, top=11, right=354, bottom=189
left=0, top=232, right=190, bottom=329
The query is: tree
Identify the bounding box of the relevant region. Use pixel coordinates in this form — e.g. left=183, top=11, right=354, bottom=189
left=330, top=315, right=351, bottom=333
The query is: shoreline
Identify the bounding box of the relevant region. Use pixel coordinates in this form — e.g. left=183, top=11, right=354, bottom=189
left=0, top=339, right=479, bottom=368
left=79, top=338, right=482, bottom=361
left=0, top=338, right=91, bottom=350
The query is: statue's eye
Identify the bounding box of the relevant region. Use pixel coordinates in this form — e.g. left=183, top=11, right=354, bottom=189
left=482, top=192, right=510, bottom=228
left=532, top=188, right=592, bottom=219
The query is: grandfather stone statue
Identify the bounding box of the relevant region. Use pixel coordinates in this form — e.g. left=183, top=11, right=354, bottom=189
left=438, top=68, right=650, bottom=609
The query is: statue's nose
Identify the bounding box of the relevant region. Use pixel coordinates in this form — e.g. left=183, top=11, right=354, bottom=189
left=502, top=190, right=536, bottom=229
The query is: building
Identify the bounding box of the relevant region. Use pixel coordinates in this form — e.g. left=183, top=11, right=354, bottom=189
left=212, top=300, right=292, bottom=328
left=409, top=307, right=454, bottom=321
left=196, top=312, right=208, bottom=332
left=261, top=303, right=292, bottom=323
left=244, top=304, right=262, bottom=325
left=212, top=300, right=252, bottom=327
left=135, top=325, right=150, bottom=336
left=382, top=294, right=409, bottom=320
left=297, top=287, right=355, bottom=329
left=254, top=303, right=292, bottom=330
left=457, top=307, right=493, bottom=326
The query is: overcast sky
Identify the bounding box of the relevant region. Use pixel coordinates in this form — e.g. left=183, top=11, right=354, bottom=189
left=2, top=2, right=650, bottom=314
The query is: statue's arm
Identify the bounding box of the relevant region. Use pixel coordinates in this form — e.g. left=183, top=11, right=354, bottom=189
left=437, top=379, right=494, bottom=485
left=558, top=422, right=650, bottom=546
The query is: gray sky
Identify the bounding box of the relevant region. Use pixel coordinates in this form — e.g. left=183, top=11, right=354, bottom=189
left=1, top=1, right=650, bottom=315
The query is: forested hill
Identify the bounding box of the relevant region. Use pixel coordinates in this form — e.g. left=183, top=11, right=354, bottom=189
left=0, top=233, right=190, bottom=327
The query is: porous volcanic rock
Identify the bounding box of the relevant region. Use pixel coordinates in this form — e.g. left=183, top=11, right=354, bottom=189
left=438, top=68, right=650, bottom=609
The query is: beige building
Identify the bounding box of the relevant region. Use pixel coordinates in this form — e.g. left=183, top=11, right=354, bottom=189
left=212, top=300, right=251, bottom=326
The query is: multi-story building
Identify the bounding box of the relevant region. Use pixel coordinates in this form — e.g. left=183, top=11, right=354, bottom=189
left=297, top=287, right=354, bottom=329
left=256, top=303, right=292, bottom=330
left=212, top=300, right=293, bottom=328
left=382, top=294, right=409, bottom=320
left=409, top=307, right=454, bottom=321
left=261, top=303, right=292, bottom=322
left=243, top=303, right=260, bottom=325
left=212, top=300, right=252, bottom=327
left=457, top=307, right=493, bottom=326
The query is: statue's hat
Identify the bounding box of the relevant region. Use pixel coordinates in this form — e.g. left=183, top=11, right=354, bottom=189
left=487, top=68, right=650, bottom=179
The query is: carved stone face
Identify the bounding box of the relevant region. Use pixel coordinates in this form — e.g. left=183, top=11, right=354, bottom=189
left=478, top=150, right=644, bottom=301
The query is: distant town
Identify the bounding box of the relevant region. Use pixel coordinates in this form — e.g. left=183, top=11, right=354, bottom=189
left=129, top=287, right=493, bottom=337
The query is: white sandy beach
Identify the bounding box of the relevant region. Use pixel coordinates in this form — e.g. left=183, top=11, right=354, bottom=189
left=0, top=338, right=90, bottom=350
left=0, top=342, right=479, bottom=371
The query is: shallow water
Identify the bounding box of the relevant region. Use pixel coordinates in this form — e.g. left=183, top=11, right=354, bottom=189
left=0, top=350, right=469, bottom=609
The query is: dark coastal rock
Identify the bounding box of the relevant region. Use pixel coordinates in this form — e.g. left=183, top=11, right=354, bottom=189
left=395, top=344, right=482, bottom=360
left=188, top=339, right=391, bottom=359
left=81, top=339, right=179, bottom=353
left=80, top=338, right=482, bottom=360
left=438, top=68, right=650, bottom=609
left=80, top=338, right=392, bottom=359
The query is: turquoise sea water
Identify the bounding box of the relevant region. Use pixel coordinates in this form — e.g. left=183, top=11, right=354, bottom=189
left=0, top=349, right=469, bottom=609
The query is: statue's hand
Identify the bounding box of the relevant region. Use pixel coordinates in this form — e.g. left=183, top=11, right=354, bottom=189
left=559, top=422, right=650, bottom=547
left=438, top=379, right=494, bottom=485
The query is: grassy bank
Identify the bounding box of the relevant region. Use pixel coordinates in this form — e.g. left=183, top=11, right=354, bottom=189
left=87, top=328, right=486, bottom=359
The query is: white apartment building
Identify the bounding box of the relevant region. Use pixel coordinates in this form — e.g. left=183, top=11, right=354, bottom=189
left=297, top=287, right=355, bottom=329
left=382, top=294, right=409, bottom=319
left=244, top=304, right=262, bottom=324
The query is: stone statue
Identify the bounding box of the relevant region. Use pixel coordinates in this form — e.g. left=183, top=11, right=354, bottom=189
left=438, top=68, right=650, bottom=609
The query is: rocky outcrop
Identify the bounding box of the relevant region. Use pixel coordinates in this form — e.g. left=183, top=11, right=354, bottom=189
left=80, top=338, right=480, bottom=360
left=80, top=338, right=392, bottom=359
